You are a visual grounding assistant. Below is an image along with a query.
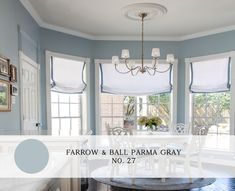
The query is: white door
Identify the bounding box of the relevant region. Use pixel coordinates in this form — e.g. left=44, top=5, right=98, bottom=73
left=20, top=52, right=40, bottom=130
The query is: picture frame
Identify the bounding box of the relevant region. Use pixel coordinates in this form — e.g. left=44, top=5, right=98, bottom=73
left=0, top=79, right=11, bottom=112
left=0, top=56, right=10, bottom=77
left=10, top=84, right=18, bottom=96
left=10, top=64, right=17, bottom=82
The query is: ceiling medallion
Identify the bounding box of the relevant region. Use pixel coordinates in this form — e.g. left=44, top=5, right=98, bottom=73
left=123, top=3, right=167, bottom=21
left=112, top=3, right=174, bottom=76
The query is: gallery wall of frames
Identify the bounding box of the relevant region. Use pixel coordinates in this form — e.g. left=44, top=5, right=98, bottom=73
left=0, top=55, right=18, bottom=112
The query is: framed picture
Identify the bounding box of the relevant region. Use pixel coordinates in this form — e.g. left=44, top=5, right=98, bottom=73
left=0, top=79, right=11, bottom=112
left=10, top=65, right=17, bottom=82
left=0, top=56, right=10, bottom=76
left=10, top=85, right=18, bottom=96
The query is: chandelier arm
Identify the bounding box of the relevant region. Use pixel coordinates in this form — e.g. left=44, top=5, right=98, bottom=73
left=144, top=65, right=171, bottom=73
left=153, top=63, right=172, bottom=73
left=115, top=62, right=141, bottom=74
left=145, top=67, right=157, bottom=76
left=123, top=59, right=141, bottom=71
left=114, top=64, right=131, bottom=74
left=123, top=59, right=132, bottom=71
left=131, top=66, right=141, bottom=76
left=123, top=59, right=138, bottom=71
left=127, top=65, right=141, bottom=71
left=144, top=65, right=157, bottom=71
left=152, top=58, right=158, bottom=69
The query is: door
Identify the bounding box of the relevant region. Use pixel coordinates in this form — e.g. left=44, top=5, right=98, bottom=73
left=20, top=52, right=40, bottom=130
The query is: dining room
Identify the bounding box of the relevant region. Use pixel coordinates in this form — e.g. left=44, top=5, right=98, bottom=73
left=1, top=0, right=235, bottom=190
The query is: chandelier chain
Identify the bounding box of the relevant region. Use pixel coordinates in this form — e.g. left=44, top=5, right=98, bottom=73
left=141, top=13, right=144, bottom=71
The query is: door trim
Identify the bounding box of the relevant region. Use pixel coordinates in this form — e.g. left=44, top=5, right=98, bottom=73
left=19, top=51, right=41, bottom=131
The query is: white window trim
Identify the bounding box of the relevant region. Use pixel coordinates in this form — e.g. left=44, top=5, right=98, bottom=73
left=45, top=51, right=90, bottom=134
left=94, top=59, right=178, bottom=134
left=185, top=51, right=235, bottom=135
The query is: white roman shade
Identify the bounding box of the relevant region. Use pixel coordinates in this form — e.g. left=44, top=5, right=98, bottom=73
left=100, top=63, right=172, bottom=95
left=51, top=57, right=86, bottom=94
left=190, top=57, right=231, bottom=93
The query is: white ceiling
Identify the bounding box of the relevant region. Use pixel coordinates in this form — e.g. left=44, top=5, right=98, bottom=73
left=20, top=0, right=235, bottom=41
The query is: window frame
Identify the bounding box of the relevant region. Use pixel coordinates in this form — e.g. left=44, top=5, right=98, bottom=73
left=51, top=92, right=83, bottom=135
left=95, top=59, right=178, bottom=135
left=46, top=51, right=90, bottom=135
left=185, top=51, right=235, bottom=135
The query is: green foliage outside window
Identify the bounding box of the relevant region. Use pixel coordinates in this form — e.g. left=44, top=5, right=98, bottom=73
left=193, top=92, right=230, bottom=128
left=194, top=92, right=230, bottom=112
left=0, top=92, right=7, bottom=105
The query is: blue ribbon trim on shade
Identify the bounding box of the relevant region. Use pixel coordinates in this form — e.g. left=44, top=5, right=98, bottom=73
left=227, top=57, right=231, bottom=90
left=189, top=57, right=231, bottom=93
left=100, top=63, right=173, bottom=95
left=50, top=57, right=87, bottom=94
left=50, top=56, right=56, bottom=88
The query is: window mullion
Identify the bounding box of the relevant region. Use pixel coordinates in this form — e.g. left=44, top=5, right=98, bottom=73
left=134, top=97, right=137, bottom=129
left=80, top=95, right=83, bottom=135
left=69, top=95, right=71, bottom=135
left=111, top=96, right=113, bottom=127
left=58, top=94, right=61, bottom=135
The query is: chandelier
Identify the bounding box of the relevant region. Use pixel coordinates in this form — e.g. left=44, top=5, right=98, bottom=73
left=112, top=12, right=175, bottom=76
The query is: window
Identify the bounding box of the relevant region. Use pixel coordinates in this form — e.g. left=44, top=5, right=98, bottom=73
left=51, top=92, right=83, bottom=135
left=100, top=93, right=171, bottom=133
left=96, top=59, right=177, bottom=134
left=192, top=92, right=231, bottom=151
left=192, top=92, right=230, bottom=134
left=188, top=57, right=231, bottom=135
left=47, top=53, right=89, bottom=136
left=185, top=53, right=235, bottom=151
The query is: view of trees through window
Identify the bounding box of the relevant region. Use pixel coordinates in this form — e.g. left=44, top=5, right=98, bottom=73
left=100, top=93, right=171, bottom=133
left=192, top=92, right=230, bottom=134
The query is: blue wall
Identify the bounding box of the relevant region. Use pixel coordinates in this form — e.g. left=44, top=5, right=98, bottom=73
left=0, top=0, right=40, bottom=132
left=1, top=0, right=235, bottom=133
left=93, top=40, right=179, bottom=59
left=39, top=30, right=235, bottom=132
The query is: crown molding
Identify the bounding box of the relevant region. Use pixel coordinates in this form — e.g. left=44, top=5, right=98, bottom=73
left=93, top=35, right=180, bottom=41
left=40, top=22, right=95, bottom=40
left=20, top=0, right=43, bottom=25
left=178, top=25, right=235, bottom=41
left=20, top=0, right=95, bottom=40
left=20, top=0, right=235, bottom=42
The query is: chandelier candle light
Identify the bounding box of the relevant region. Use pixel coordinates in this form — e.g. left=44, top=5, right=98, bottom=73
left=112, top=4, right=175, bottom=76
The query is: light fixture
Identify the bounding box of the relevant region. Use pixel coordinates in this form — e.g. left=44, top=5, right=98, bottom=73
left=112, top=5, right=175, bottom=76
